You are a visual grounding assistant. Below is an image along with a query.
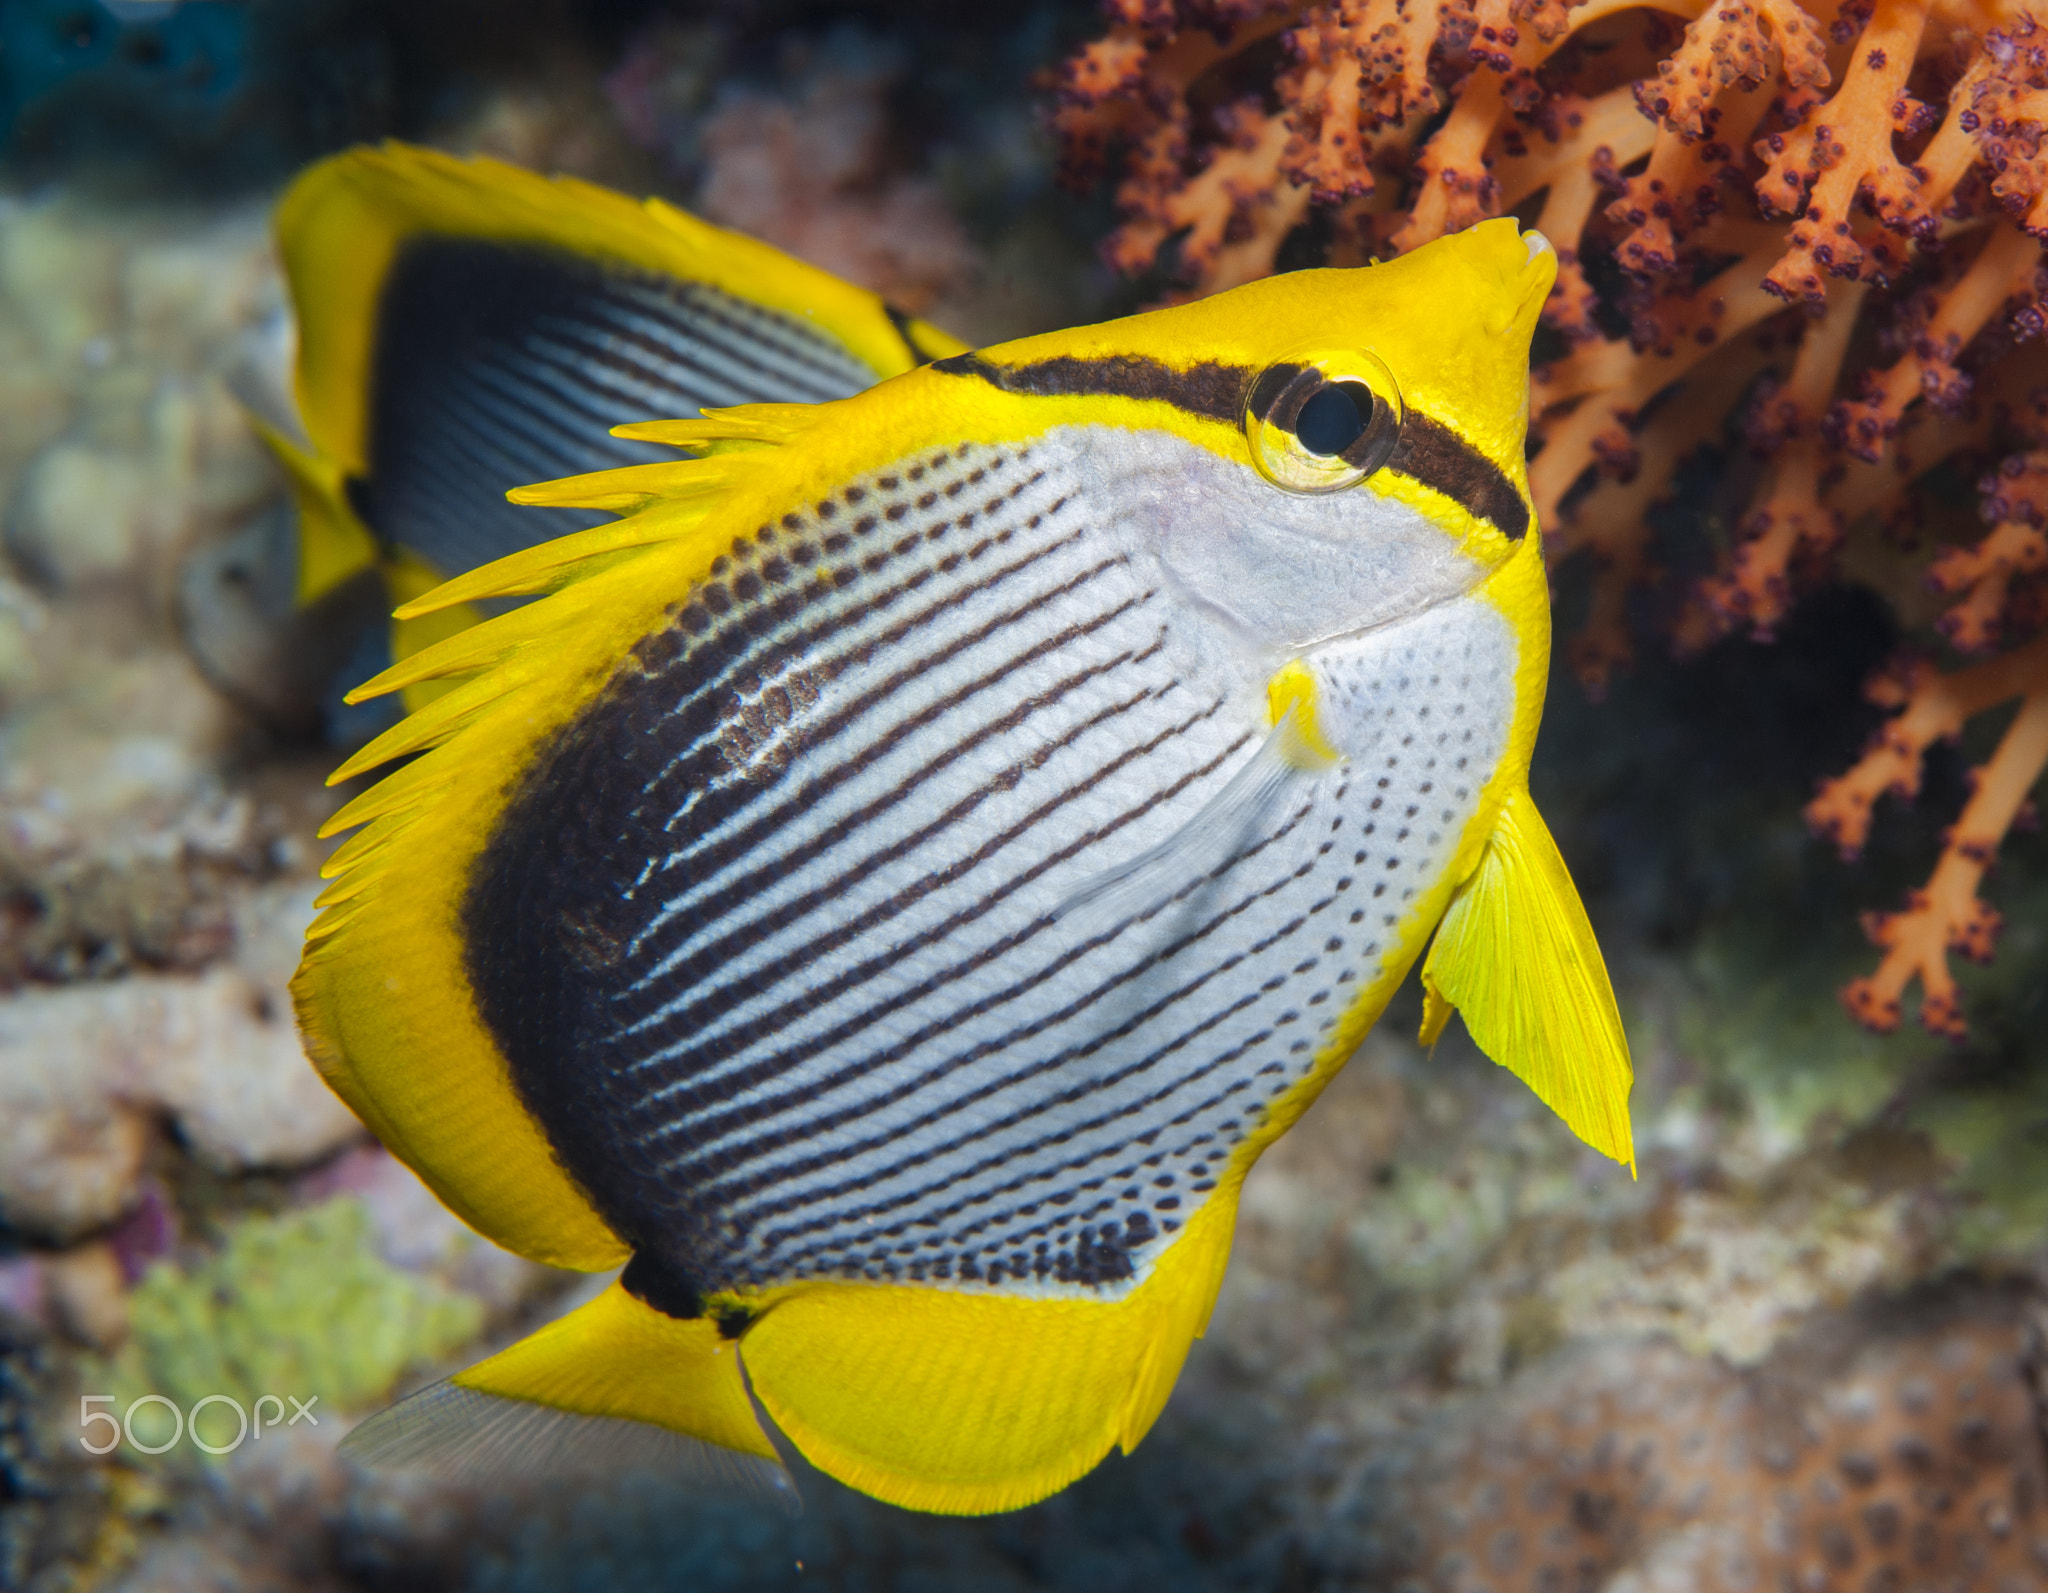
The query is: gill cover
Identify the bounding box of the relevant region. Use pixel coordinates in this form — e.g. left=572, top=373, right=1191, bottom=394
left=299, top=218, right=1630, bottom=1515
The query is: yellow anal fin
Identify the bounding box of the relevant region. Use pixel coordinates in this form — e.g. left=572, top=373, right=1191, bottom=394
left=1420, top=785, right=1635, bottom=1172
left=740, top=1179, right=1240, bottom=1516
left=344, top=1281, right=792, bottom=1505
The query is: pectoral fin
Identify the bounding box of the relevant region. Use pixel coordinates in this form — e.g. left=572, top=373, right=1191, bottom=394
left=1055, top=680, right=1338, bottom=934
left=1420, top=786, right=1635, bottom=1172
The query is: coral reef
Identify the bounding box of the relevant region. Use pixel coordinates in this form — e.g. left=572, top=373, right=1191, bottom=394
left=1359, top=1302, right=2048, bottom=1591
left=607, top=25, right=978, bottom=313
left=0, top=885, right=363, bottom=1243
left=100, top=1199, right=485, bottom=1459
left=1054, top=0, right=2048, bottom=1037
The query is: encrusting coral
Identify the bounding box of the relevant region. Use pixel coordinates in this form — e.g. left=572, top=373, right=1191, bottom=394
left=97, top=1199, right=484, bottom=1464
left=1365, top=1305, right=2048, bottom=1591
left=1054, top=0, right=2048, bottom=1038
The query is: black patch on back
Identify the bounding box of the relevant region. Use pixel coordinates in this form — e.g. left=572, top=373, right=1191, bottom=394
left=934, top=351, right=1249, bottom=426
left=356, top=238, right=667, bottom=577
left=460, top=592, right=775, bottom=1284
left=454, top=443, right=1152, bottom=1297
left=621, top=1249, right=706, bottom=1320
left=1387, top=413, right=1531, bottom=540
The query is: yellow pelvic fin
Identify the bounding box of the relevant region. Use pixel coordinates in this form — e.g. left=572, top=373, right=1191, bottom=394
left=1264, top=660, right=1340, bottom=767
left=741, top=1173, right=1242, bottom=1516
left=344, top=1282, right=791, bottom=1503
left=249, top=416, right=379, bottom=606
left=1419, top=785, right=1636, bottom=1172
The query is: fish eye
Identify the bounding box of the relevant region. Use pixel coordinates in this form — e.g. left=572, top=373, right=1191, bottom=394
left=1295, top=382, right=1372, bottom=455
left=1242, top=353, right=1403, bottom=495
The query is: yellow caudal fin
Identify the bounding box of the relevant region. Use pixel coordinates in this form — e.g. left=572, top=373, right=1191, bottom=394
left=343, top=1282, right=793, bottom=1506
left=739, top=1176, right=1241, bottom=1516
left=1419, top=785, right=1635, bottom=1171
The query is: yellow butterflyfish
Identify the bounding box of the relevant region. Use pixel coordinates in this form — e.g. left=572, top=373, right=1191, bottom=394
left=285, top=147, right=1633, bottom=1517
left=263, top=142, right=962, bottom=717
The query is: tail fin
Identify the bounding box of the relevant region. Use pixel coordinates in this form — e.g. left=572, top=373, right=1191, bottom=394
left=343, top=1281, right=794, bottom=1508
left=1420, top=785, right=1636, bottom=1171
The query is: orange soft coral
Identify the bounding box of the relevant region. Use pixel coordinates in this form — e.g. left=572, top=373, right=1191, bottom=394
left=1057, top=0, right=2048, bottom=1036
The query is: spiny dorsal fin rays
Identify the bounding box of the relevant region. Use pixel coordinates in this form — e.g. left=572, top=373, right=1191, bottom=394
left=328, top=637, right=544, bottom=785
left=368, top=404, right=821, bottom=628
left=1419, top=785, right=1636, bottom=1173
left=612, top=404, right=822, bottom=452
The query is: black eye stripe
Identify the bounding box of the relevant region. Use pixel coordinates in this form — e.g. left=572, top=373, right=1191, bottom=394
left=1245, top=362, right=1305, bottom=423
left=1386, top=415, right=1531, bottom=541
left=934, top=351, right=1530, bottom=540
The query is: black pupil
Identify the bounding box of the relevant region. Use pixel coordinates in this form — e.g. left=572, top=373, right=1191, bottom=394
left=1294, top=381, right=1372, bottom=456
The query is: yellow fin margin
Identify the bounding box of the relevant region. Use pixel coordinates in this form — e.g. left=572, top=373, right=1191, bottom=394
left=297, top=398, right=906, bottom=1273
left=292, top=459, right=787, bottom=1273
left=1419, top=785, right=1636, bottom=1171
left=454, top=1282, right=777, bottom=1463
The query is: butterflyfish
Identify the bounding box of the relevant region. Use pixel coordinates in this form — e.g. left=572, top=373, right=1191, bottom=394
left=261, top=142, right=963, bottom=718
left=291, top=197, right=1634, bottom=1516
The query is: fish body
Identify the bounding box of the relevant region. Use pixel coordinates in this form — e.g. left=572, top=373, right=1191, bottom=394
left=293, top=204, right=1631, bottom=1515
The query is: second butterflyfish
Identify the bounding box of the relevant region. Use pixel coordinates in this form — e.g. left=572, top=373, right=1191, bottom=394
left=287, top=148, right=1633, bottom=1517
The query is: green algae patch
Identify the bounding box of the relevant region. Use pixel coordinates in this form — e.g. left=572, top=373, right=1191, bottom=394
left=1675, top=933, right=1911, bottom=1159
left=1908, top=1079, right=2048, bottom=1260
left=95, top=1197, right=484, bottom=1464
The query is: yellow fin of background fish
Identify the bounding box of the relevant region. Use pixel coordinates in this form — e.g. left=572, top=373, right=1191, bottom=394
left=267, top=141, right=966, bottom=720
left=1420, top=785, right=1636, bottom=1171
left=277, top=143, right=964, bottom=599
left=246, top=414, right=376, bottom=609
left=295, top=217, right=1624, bottom=1514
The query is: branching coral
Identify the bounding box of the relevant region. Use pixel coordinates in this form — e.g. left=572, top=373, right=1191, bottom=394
left=1055, top=0, right=2048, bottom=1036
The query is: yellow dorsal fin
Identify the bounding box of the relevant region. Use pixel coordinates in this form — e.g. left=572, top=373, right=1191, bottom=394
left=1419, top=785, right=1635, bottom=1172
